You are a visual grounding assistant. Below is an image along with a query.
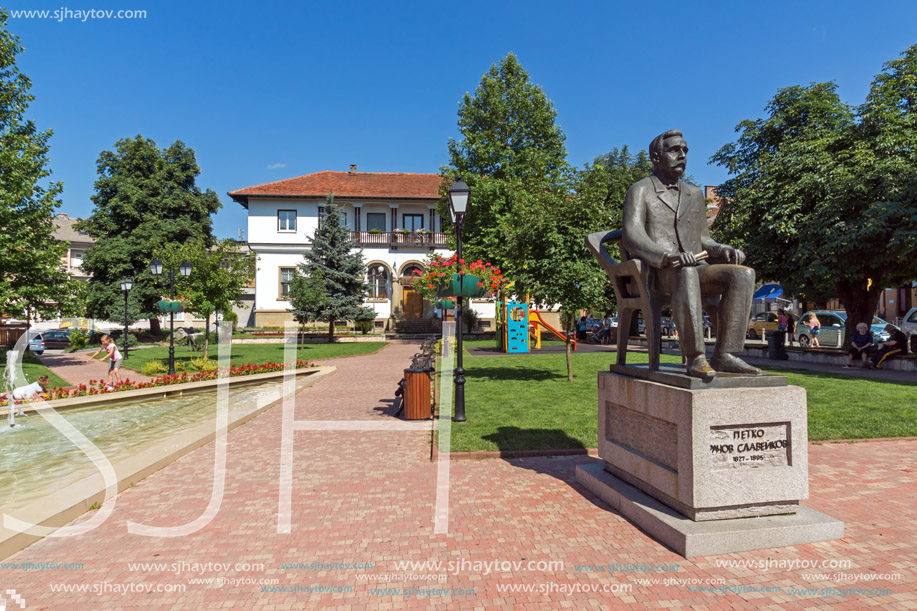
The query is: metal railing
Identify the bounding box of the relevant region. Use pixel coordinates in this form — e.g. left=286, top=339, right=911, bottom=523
left=351, top=231, right=448, bottom=248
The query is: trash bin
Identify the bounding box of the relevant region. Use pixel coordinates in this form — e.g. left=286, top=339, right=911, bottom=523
left=403, top=367, right=432, bottom=420
left=766, top=330, right=788, bottom=360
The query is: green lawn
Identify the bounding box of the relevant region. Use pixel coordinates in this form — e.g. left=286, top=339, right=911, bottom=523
left=0, top=350, right=69, bottom=389
left=118, top=342, right=388, bottom=374
left=445, top=340, right=917, bottom=452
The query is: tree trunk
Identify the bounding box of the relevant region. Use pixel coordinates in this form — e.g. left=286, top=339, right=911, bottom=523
left=328, top=319, right=335, bottom=342
left=150, top=317, right=161, bottom=336
left=203, top=314, right=210, bottom=358
left=565, top=337, right=573, bottom=382
left=836, top=279, right=884, bottom=349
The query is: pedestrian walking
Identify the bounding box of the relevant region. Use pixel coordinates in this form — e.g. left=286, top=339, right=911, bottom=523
left=804, top=312, right=821, bottom=348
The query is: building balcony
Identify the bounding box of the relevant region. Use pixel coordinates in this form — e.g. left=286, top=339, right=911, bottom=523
left=351, top=231, right=448, bottom=249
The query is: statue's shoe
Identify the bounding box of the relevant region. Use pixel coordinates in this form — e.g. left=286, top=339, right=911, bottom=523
left=686, top=355, right=716, bottom=380
left=711, top=353, right=762, bottom=375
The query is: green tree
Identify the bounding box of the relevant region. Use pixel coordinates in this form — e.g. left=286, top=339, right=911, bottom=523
left=0, top=10, right=80, bottom=319
left=497, top=146, right=658, bottom=380
left=181, top=238, right=256, bottom=356
left=442, top=53, right=570, bottom=271
left=500, top=177, right=609, bottom=381
left=299, top=195, right=373, bottom=340
left=78, top=136, right=221, bottom=333
left=712, top=45, right=917, bottom=342
left=287, top=268, right=327, bottom=335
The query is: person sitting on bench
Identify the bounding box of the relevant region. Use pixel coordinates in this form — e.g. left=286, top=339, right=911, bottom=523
left=869, top=324, right=908, bottom=369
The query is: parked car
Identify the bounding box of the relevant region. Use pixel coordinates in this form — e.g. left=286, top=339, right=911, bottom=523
left=747, top=311, right=798, bottom=340
left=42, top=329, right=71, bottom=350
left=903, top=307, right=917, bottom=351
left=27, top=332, right=45, bottom=355
left=795, top=311, right=899, bottom=347
left=25, top=329, right=71, bottom=355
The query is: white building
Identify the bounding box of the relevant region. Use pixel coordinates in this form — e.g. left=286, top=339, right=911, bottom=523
left=229, top=166, right=494, bottom=331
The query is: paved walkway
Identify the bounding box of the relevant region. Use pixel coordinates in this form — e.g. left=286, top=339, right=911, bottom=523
left=2, top=341, right=915, bottom=609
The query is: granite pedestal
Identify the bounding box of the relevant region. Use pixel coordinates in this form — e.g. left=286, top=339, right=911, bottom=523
left=575, top=367, right=844, bottom=556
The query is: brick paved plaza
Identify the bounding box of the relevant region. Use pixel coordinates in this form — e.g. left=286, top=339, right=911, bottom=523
left=2, top=342, right=915, bottom=610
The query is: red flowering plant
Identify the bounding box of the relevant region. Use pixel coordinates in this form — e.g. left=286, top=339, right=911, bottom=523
left=411, top=254, right=506, bottom=300
left=0, top=359, right=318, bottom=406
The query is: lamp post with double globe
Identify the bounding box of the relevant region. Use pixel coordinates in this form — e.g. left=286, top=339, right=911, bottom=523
left=448, top=179, right=470, bottom=422
left=149, top=258, right=192, bottom=375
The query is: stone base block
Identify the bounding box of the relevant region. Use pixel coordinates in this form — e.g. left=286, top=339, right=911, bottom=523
left=576, top=462, right=844, bottom=558
left=598, top=370, right=809, bottom=520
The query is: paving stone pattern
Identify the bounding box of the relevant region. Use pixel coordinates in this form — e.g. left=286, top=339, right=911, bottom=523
left=2, top=341, right=915, bottom=609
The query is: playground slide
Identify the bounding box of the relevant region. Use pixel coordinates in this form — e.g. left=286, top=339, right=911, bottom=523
left=529, top=310, right=577, bottom=351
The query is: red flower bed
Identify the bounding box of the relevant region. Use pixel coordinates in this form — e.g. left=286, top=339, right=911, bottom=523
left=1, top=359, right=317, bottom=406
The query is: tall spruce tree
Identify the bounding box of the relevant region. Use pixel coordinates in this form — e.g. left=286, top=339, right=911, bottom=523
left=78, top=136, right=221, bottom=333
left=298, top=195, right=372, bottom=340
left=0, top=9, right=79, bottom=319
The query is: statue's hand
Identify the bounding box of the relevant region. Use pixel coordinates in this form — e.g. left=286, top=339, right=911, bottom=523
left=663, top=252, right=698, bottom=268
left=717, top=245, right=746, bottom=265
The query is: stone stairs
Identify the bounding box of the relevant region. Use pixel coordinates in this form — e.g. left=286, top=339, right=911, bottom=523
left=392, top=319, right=438, bottom=336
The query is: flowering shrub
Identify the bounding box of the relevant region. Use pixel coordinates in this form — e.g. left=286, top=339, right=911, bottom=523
left=0, top=359, right=317, bottom=406
left=411, top=254, right=505, bottom=300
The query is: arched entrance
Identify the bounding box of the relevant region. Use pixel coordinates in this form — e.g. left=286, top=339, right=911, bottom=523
left=400, top=263, right=424, bottom=320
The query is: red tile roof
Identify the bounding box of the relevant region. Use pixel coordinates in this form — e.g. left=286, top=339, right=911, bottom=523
left=228, top=171, right=444, bottom=208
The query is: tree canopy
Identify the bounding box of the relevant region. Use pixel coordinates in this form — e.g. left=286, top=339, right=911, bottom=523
left=78, top=136, right=221, bottom=332
left=712, top=44, right=917, bottom=340
left=442, top=53, right=570, bottom=270
left=179, top=238, right=255, bottom=355
left=499, top=147, right=655, bottom=379
left=0, top=9, right=81, bottom=319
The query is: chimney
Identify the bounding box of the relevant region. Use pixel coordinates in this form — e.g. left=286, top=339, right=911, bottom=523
left=349, top=164, right=357, bottom=175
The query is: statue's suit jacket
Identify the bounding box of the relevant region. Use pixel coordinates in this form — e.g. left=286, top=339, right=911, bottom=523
left=620, top=172, right=754, bottom=357
left=621, top=173, right=719, bottom=273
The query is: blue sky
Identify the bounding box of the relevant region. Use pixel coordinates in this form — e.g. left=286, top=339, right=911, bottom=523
left=6, top=0, right=917, bottom=238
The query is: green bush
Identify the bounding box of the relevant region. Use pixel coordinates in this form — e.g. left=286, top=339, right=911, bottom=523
left=143, top=360, right=168, bottom=376
left=110, top=330, right=139, bottom=348
left=222, top=311, right=238, bottom=330
left=354, top=319, right=374, bottom=335
left=189, top=356, right=218, bottom=371
left=68, top=329, right=90, bottom=350
left=462, top=308, right=480, bottom=333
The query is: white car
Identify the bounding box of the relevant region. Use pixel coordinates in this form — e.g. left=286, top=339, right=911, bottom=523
left=903, top=307, right=917, bottom=349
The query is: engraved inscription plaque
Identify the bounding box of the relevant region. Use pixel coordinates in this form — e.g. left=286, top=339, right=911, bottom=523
left=709, top=423, right=790, bottom=470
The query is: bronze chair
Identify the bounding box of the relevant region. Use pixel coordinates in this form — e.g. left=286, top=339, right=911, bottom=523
left=586, top=230, right=718, bottom=371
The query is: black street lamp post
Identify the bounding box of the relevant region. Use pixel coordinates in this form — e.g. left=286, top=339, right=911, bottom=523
left=120, top=278, right=132, bottom=360
left=149, top=258, right=192, bottom=375
left=448, top=179, right=471, bottom=422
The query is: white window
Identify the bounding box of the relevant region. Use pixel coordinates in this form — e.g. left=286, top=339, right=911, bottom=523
left=279, top=267, right=295, bottom=298
left=278, top=210, right=296, bottom=232
left=367, top=265, right=388, bottom=299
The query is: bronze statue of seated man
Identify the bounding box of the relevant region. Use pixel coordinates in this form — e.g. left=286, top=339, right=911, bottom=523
left=622, top=129, right=760, bottom=380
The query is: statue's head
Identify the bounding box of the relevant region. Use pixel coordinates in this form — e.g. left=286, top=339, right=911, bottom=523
left=650, top=129, right=688, bottom=182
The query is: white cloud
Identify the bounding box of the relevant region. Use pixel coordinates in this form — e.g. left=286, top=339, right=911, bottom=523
left=267, top=163, right=287, bottom=169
